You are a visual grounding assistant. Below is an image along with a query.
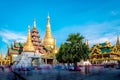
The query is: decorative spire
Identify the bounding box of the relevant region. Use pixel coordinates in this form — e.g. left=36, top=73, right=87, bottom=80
left=8, top=43, right=10, bottom=49
left=45, top=14, right=52, bottom=38
left=47, top=13, right=50, bottom=24
left=85, top=39, right=88, bottom=45
left=23, top=25, right=35, bottom=52
left=52, top=38, right=58, bottom=53
left=34, top=18, right=36, bottom=28
left=116, top=35, right=120, bottom=50
left=116, top=35, right=120, bottom=45
left=85, top=39, right=90, bottom=49
left=54, top=38, right=56, bottom=49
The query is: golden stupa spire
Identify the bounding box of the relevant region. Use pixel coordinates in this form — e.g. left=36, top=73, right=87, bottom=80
left=116, top=35, right=120, bottom=50
left=116, top=35, right=120, bottom=45
left=34, top=18, right=36, bottom=28
left=85, top=39, right=90, bottom=49
left=23, top=25, right=35, bottom=52
left=52, top=38, right=58, bottom=53
left=45, top=14, right=52, bottom=38
left=85, top=39, right=89, bottom=45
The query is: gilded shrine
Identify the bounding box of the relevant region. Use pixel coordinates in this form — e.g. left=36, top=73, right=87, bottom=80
left=89, top=36, right=120, bottom=64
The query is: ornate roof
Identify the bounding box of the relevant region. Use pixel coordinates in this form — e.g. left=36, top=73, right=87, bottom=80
left=41, top=53, right=55, bottom=59
left=101, top=48, right=112, bottom=53
left=90, top=42, right=113, bottom=55
left=15, top=43, right=24, bottom=47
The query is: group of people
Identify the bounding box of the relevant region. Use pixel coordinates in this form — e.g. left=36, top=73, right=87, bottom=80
left=0, top=64, right=13, bottom=72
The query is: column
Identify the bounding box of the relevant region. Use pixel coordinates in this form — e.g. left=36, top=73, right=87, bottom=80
left=45, top=59, right=47, bottom=64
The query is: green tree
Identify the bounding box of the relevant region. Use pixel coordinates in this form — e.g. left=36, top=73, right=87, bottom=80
left=56, top=33, right=89, bottom=70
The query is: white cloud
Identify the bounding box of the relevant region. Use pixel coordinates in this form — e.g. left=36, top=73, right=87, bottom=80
left=2, top=38, right=9, bottom=44
left=54, top=20, right=120, bottom=47
left=0, top=29, right=26, bottom=44
left=89, top=35, right=116, bottom=46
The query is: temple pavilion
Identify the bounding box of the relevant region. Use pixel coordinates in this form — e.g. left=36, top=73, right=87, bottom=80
left=7, top=15, right=59, bottom=64
left=89, top=36, right=120, bottom=64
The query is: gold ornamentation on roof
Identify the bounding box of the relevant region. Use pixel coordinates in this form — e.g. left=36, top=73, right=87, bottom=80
left=42, top=53, right=55, bottom=59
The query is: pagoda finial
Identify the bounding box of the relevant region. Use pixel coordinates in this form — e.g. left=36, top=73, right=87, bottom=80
left=23, top=25, right=35, bottom=52
left=85, top=39, right=88, bottom=45
left=47, top=13, right=50, bottom=24
left=85, top=39, right=90, bottom=48
left=45, top=14, right=52, bottom=38
left=34, top=18, right=36, bottom=28
left=28, top=25, right=30, bottom=30
left=116, top=35, right=120, bottom=45
left=116, top=35, right=120, bottom=50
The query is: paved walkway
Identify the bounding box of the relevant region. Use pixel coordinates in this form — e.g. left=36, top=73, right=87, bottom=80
left=0, top=69, right=120, bottom=80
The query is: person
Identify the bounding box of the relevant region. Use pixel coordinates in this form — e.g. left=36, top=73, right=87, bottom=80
left=0, top=65, right=4, bottom=72
left=1, top=66, right=4, bottom=72
left=8, top=63, right=13, bottom=72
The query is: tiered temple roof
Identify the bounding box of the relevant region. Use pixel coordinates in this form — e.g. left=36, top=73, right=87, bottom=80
left=90, top=42, right=113, bottom=54
left=31, top=19, right=49, bottom=54
left=7, top=41, right=24, bottom=55
left=90, top=36, right=120, bottom=64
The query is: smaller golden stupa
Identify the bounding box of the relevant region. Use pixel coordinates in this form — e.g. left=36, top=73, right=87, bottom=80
left=23, top=25, right=35, bottom=52
left=52, top=38, right=59, bottom=53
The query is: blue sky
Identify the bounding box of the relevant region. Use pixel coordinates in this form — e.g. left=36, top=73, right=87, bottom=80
left=0, top=0, right=120, bottom=54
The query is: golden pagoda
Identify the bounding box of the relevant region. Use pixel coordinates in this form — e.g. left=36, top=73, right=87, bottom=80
left=23, top=25, right=35, bottom=52
left=42, top=15, right=59, bottom=64
left=43, top=14, right=55, bottom=49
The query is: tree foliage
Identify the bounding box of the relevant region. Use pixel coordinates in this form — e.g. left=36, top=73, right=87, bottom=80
left=56, top=33, right=89, bottom=64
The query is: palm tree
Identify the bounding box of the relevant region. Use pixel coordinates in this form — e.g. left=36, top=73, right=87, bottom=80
left=56, top=33, right=89, bottom=70
left=66, top=33, right=89, bottom=70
